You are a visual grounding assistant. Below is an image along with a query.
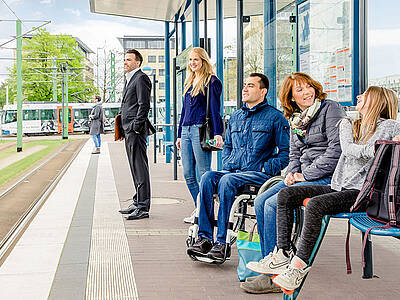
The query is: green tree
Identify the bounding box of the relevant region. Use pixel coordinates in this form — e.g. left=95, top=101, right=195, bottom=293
left=5, top=28, right=95, bottom=103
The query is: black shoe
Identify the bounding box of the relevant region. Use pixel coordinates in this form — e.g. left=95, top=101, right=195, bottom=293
left=119, top=203, right=138, bottom=214
left=207, top=242, right=231, bottom=261
left=125, top=209, right=149, bottom=220
left=187, top=237, right=213, bottom=257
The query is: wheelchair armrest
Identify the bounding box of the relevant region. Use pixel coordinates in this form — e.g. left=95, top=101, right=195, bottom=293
left=256, top=175, right=285, bottom=196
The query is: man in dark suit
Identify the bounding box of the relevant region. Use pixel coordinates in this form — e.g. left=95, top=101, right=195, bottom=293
left=118, top=49, right=152, bottom=220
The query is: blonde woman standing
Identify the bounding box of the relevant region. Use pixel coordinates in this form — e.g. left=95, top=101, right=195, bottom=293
left=176, top=47, right=224, bottom=223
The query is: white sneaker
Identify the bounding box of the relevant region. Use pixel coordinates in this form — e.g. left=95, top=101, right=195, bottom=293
left=272, top=264, right=311, bottom=291
left=246, top=247, right=291, bottom=275
left=183, top=210, right=196, bottom=224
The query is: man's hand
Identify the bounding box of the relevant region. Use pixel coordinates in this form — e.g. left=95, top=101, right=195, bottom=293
left=89, top=114, right=93, bottom=120
left=176, top=138, right=181, bottom=150
left=284, top=172, right=295, bottom=186
left=294, top=172, right=305, bottom=182
left=214, top=135, right=224, bottom=148
left=118, top=137, right=125, bottom=141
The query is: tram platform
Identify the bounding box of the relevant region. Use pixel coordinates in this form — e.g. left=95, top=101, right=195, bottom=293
left=0, top=134, right=399, bottom=300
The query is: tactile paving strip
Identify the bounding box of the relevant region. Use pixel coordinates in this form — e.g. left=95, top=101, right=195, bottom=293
left=86, top=144, right=138, bottom=300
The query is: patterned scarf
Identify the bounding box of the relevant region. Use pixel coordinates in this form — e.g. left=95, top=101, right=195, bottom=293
left=289, top=99, right=322, bottom=137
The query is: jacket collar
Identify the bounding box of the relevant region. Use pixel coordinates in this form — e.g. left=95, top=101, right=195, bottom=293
left=241, top=99, right=269, bottom=116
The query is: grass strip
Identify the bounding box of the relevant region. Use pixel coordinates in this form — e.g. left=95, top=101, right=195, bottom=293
left=0, top=139, right=68, bottom=186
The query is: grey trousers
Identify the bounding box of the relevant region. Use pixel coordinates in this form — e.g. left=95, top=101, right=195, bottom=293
left=276, top=185, right=359, bottom=263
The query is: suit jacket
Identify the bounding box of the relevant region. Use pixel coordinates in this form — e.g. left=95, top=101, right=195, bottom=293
left=121, top=69, right=152, bottom=134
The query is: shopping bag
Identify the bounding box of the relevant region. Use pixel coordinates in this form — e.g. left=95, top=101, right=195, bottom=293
left=236, top=224, right=263, bottom=282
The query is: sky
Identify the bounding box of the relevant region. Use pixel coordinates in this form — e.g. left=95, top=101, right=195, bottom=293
left=0, top=0, right=166, bottom=83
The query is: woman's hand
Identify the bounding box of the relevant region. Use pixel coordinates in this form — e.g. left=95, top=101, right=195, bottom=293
left=294, top=172, right=306, bottom=182
left=393, top=135, right=400, bottom=142
left=176, top=138, right=181, bottom=150
left=214, top=135, right=224, bottom=148
left=284, top=172, right=295, bottom=186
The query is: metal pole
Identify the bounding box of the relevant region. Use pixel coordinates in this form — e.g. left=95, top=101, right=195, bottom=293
left=61, top=71, right=65, bottom=138
left=64, top=66, right=69, bottom=139
left=52, top=59, right=57, bottom=102
left=192, top=0, right=200, bottom=47
left=216, top=0, right=224, bottom=171
left=110, top=52, right=116, bottom=102
left=181, top=22, right=186, bottom=51
left=153, top=73, right=157, bottom=163
left=165, top=22, right=172, bottom=163
left=173, top=22, right=179, bottom=180
left=264, top=0, right=277, bottom=107
left=16, top=20, right=23, bottom=152
left=204, top=0, right=208, bottom=54
left=237, top=0, right=244, bottom=109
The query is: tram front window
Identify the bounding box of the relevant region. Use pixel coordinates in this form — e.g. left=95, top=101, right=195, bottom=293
left=5, top=111, right=17, bottom=123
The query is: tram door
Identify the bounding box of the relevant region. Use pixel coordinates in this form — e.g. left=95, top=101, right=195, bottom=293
left=57, top=106, right=73, bottom=133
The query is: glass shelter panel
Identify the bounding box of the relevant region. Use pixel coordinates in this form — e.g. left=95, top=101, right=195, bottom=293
left=297, top=0, right=353, bottom=104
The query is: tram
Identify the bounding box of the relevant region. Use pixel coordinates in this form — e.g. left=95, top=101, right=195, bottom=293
left=0, top=102, right=121, bottom=135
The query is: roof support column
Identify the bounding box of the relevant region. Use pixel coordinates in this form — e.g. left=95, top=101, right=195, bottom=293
left=264, top=0, right=277, bottom=107
left=236, top=0, right=243, bottom=109
left=181, top=21, right=186, bottom=51
left=216, top=0, right=223, bottom=170
left=192, top=0, right=200, bottom=47
left=165, top=21, right=172, bottom=163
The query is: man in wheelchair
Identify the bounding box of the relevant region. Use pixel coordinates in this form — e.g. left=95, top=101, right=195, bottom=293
left=186, top=73, right=290, bottom=262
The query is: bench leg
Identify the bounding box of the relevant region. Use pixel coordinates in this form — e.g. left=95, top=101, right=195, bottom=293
left=283, top=215, right=331, bottom=300
left=362, top=232, right=373, bottom=279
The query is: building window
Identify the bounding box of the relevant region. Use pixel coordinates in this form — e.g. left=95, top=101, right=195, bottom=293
left=148, top=40, right=164, bottom=49
left=159, top=69, right=165, bottom=76
left=148, top=56, right=156, bottom=63
left=158, top=55, right=165, bottom=63
left=125, top=40, right=146, bottom=49
left=159, top=82, right=165, bottom=90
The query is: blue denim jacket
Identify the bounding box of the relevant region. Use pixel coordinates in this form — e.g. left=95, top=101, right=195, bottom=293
left=222, top=101, right=290, bottom=175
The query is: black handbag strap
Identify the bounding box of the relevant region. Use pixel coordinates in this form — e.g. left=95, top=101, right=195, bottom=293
left=205, top=80, right=211, bottom=122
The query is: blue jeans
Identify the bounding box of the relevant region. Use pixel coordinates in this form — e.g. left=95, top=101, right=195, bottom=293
left=91, top=134, right=101, bottom=148
left=198, top=170, right=270, bottom=244
left=254, top=177, right=331, bottom=257
left=181, top=125, right=212, bottom=205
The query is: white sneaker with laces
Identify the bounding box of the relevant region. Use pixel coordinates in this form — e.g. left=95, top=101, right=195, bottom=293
left=183, top=209, right=196, bottom=224
left=272, top=264, right=311, bottom=291
left=246, top=247, right=291, bottom=275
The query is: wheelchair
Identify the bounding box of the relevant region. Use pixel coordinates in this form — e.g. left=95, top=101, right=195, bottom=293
left=186, top=175, right=303, bottom=264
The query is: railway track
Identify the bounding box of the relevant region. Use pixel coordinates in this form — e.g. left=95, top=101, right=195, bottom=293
left=0, top=139, right=86, bottom=263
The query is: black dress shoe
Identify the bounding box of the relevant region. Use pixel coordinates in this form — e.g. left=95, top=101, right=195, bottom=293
left=125, top=209, right=149, bottom=220
left=119, top=203, right=138, bottom=214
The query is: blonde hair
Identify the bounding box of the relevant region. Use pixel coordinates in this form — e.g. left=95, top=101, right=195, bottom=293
left=278, top=72, right=327, bottom=119
left=353, top=86, right=399, bottom=143
left=184, top=47, right=215, bottom=97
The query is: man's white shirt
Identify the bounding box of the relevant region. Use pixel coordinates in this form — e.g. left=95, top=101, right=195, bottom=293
left=125, top=67, right=140, bottom=87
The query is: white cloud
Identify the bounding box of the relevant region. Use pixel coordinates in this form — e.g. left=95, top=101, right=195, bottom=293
left=40, top=0, right=53, bottom=4
left=64, top=8, right=81, bottom=17
left=369, top=29, right=400, bottom=47
left=50, top=19, right=161, bottom=50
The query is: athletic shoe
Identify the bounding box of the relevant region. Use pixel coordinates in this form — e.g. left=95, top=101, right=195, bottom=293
left=272, top=264, right=311, bottom=291
left=240, top=274, right=282, bottom=294
left=246, top=247, right=291, bottom=275
left=183, top=210, right=196, bottom=224
left=207, top=242, right=231, bottom=261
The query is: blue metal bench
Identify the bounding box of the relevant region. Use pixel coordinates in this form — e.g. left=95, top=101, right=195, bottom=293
left=349, top=214, right=400, bottom=278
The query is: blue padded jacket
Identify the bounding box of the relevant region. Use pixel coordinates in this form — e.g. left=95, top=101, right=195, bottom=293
left=222, top=100, right=290, bottom=175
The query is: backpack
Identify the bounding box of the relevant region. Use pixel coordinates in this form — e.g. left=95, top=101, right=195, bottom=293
left=350, top=140, right=400, bottom=225
left=345, top=140, right=400, bottom=274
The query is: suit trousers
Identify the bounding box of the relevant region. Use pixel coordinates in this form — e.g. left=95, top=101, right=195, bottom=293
left=124, top=130, right=151, bottom=212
